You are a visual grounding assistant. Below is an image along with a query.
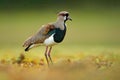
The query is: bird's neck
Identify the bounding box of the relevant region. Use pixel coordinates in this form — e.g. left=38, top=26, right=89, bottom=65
left=55, top=18, right=66, bottom=30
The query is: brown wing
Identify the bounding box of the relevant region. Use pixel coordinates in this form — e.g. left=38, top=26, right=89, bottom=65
left=23, top=24, right=55, bottom=47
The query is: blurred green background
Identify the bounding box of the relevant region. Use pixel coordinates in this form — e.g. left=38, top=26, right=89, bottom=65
left=0, top=0, right=120, bottom=55
left=0, top=1, right=120, bottom=80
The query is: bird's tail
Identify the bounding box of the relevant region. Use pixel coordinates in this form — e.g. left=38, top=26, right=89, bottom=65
left=23, top=36, right=33, bottom=47
left=24, top=44, right=41, bottom=52
left=23, top=36, right=33, bottom=51
left=24, top=44, right=32, bottom=51
left=23, top=36, right=41, bottom=51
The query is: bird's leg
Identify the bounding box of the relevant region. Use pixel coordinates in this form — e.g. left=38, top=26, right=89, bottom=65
left=44, top=46, right=49, bottom=66
left=48, top=46, right=53, bottom=64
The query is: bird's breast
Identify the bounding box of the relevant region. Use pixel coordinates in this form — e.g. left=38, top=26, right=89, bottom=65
left=44, top=24, right=66, bottom=46
left=53, top=26, right=66, bottom=43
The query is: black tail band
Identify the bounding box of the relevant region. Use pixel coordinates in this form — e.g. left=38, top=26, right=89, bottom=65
left=25, top=44, right=32, bottom=51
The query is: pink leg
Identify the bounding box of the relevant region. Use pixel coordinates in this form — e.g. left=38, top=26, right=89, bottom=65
left=48, top=46, right=53, bottom=64
left=44, top=46, right=49, bottom=66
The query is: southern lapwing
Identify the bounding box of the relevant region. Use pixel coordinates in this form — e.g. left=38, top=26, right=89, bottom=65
left=23, top=11, right=72, bottom=66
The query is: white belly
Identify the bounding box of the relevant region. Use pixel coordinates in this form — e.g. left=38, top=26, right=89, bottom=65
left=44, top=34, right=57, bottom=46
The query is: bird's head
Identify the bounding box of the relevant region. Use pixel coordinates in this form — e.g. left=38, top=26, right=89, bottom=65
left=57, top=11, right=72, bottom=22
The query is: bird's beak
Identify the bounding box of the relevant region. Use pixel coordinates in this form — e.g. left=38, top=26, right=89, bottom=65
left=67, top=16, right=72, bottom=21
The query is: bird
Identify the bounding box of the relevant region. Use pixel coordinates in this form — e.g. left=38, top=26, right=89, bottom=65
left=23, top=11, right=72, bottom=66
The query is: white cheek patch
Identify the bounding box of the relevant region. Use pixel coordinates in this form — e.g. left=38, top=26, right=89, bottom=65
left=64, top=16, right=67, bottom=20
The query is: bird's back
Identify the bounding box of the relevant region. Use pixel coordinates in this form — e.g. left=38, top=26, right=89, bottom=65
left=23, top=24, right=55, bottom=47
